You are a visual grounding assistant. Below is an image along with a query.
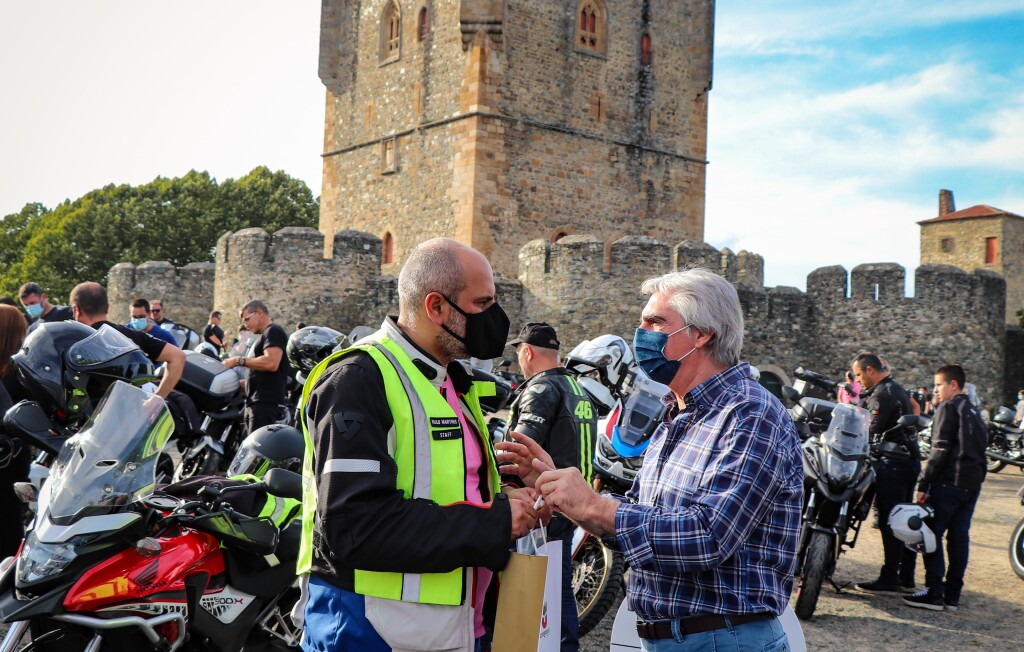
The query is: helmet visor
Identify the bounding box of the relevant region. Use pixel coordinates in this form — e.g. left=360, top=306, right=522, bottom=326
left=226, top=446, right=271, bottom=478
left=67, top=325, right=140, bottom=367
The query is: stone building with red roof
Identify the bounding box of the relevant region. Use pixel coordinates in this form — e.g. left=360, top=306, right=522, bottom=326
left=920, top=189, right=1024, bottom=324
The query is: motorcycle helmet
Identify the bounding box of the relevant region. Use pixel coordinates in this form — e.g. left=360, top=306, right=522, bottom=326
left=226, top=423, right=305, bottom=478
left=194, top=341, right=220, bottom=360
left=564, top=335, right=633, bottom=391
left=160, top=323, right=201, bottom=350
left=287, top=326, right=346, bottom=374
left=993, top=406, right=1015, bottom=425
left=13, top=322, right=155, bottom=422
left=348, top=325, right=376, bottom=346
left=889, top=503, right=937, bottom=553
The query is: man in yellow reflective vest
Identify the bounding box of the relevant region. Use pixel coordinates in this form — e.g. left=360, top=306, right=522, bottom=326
left=298, top=238, right=542, bottom=652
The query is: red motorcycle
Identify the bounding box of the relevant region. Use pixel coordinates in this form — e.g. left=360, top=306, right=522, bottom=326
left=0, top=381, right=302, bottom=652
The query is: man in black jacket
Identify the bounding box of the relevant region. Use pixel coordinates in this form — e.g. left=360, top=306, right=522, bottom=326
left=904, top=364, right=987, bottom=611
left=506, top=322, right=597, bottom=652
left=854, top=352, right=921, bottom=595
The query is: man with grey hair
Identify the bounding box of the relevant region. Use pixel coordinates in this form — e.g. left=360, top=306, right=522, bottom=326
left=498, top=268, right=803, bottom=651
left=297, top=237, right=542, bottom=652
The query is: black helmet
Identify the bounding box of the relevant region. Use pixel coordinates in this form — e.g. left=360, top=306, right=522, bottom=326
left=286, top=326, right=346, bottom=374
left=13, top=322, right=155, bottom=423
left=226, top=423, right=305, bottom=478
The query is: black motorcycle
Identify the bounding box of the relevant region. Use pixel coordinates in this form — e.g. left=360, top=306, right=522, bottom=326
left=985, top=406, right=1024, bottom=473
left=790, top=397, right=919, bottom=620
left=171, top=351, right=249, bottom=480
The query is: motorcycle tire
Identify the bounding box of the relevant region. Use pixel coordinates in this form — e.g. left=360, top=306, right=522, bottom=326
left=987, top=456, right=1007, bottom=474
left=1010, top=517, right=1024, bottom=582
left=794, top=530, right=832, bottom=621
left=573, top=535, right=625, bottom=637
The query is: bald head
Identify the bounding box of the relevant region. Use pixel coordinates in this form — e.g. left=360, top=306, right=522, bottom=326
left=70, top=282, right=109, bottom=319
left=397, top=238, right=492, bottom=325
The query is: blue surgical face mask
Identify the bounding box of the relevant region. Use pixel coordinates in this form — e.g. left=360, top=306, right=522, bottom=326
left=24, top=303, right=43, bottom=318
left=130, top=317, right=148, bottom=330
left=632, top=325, right=697, bottom=385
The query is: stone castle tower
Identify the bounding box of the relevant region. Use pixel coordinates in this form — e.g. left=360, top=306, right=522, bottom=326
left=919, top=189, right=1024, bottom=323
left=317, top=0, right=715, bottom=276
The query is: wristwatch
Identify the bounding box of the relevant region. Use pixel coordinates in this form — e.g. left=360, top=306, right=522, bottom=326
left=238, top=357, right=246, bottom=368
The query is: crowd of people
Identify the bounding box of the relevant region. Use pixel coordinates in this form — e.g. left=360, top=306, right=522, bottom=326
left=0, top=245, right=1012, bottom=652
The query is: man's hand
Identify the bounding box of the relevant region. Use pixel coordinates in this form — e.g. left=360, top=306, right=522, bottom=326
left=509, top=495, right=541, bottom=541
left=917, top=491, right=927, bottom=504
left=495, top=432, right=555, bottom=487
left=503, top=485, right=552, bottom=525
left=223, top=356, right=242, bottom=369
left=534, top=463, right=618, bottom=537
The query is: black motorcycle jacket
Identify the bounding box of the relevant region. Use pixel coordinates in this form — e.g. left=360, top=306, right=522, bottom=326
left=919, top=394, right=988, bottom=493
left=861, top=375, right=920, bottom=459
left=506, top=367, right=597, bottom=481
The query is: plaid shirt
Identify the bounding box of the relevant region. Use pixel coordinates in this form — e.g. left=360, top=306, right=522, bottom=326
left=606, top=363, right=803, bottom=620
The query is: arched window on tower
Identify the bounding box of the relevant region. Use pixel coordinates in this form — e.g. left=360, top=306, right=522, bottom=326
left=383, top=231, right=395, bottom=264
left=576, top=0, right=607, bottom=56
left=417, top=7, right=430, bottom=42
left=641, top=33, right=652, bottom=66
left=380, top=1, right=401, bottom=64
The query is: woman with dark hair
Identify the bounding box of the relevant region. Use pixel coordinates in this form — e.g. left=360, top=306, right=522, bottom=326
left=0, top=304, right=30, bottom=557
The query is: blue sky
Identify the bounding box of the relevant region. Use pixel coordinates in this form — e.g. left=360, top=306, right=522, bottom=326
left=706, top=1, right=1024, bottom=289
left=1, top=2, right=1022, bottom=291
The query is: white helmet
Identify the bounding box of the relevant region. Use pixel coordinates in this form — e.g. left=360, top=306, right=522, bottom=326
left=564, top=335, right=633, bottom=390
left=888, top=503, right=936, bottom=553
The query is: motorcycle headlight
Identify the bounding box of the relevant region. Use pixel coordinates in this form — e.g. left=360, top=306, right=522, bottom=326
left=825, top=455, right=858, bottom=487
left=16, top=531, right=93, bottom=584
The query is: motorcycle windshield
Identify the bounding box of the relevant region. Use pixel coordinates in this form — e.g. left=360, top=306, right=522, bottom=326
left=66, top=324, right=139, bottom=367
left=822, top=403, right=870, bottom=459
left=44, top=381, right=174, bottom=525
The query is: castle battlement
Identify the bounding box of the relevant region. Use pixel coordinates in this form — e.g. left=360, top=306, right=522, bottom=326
left=109, top=228, right=1012, bottom=404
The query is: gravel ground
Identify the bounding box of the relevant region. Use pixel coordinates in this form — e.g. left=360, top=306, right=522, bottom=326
left=582, top=469, right=1024, bottom=651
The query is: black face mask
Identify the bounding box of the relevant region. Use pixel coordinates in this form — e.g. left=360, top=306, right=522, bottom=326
left=439, top=294, right=511, bottom=360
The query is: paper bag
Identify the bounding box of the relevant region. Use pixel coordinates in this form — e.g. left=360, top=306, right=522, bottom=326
left=492, top=540, right=562, bottom=652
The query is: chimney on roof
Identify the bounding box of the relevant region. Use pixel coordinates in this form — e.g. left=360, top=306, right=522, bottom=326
left=939, top=189, right=955, bottom=216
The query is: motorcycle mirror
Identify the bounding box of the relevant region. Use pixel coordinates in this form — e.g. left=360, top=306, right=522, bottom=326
left=498, top=359, right=512, bottom=368
left=896, top=414, right=918, bottom=427
left=782, top=386, right=801, bottom=403
left=265, top=468, right=303, bottom=500
left=842, top=383, right=855, bottom=396
left=13, top=482, right=37, bottom=505
left=2, top=401, right=58, bottom=451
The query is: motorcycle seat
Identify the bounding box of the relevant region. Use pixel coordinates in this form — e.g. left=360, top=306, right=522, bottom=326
left=208, top=408, right=243, bottom=422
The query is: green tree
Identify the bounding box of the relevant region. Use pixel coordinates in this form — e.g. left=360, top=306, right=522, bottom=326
left=0, top=168, right=319, bottom=300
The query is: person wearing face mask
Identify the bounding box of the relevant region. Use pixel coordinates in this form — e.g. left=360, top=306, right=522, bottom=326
left=496, top=268, right=803, bottom=652
left=19, top=282, right=72, bottom=328
left=126, top=298, right=179, bottom=347
left=296, top=237, right=543, bottom=652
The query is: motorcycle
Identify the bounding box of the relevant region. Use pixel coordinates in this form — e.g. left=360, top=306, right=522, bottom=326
left=985, top=406, right=1024, bottom=473
left=792, top=401, right=920, bottom=620
left=0, top=381, right=303, bottom=652
left=171, top=351, right=249, bottom=481
left=1011, top=483, right=1024, bottom=582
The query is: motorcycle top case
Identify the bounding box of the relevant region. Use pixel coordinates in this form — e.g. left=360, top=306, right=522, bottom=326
left=177, top=350, right=241, bottom=411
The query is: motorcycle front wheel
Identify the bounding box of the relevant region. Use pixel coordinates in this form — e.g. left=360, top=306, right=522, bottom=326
left=1010, top=517, right=1024, bottom=581
left=572, top=535, right=625, bottom=637
left=794, top=530, right=832, bottom=620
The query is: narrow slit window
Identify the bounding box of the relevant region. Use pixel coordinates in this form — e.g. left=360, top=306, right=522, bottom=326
left=985, top=237, right=997, bottom=264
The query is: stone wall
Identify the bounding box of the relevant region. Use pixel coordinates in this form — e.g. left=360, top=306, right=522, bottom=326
left=109, top=228, right=1018, bottom=405
left=107, top=261, right=215, bottom=329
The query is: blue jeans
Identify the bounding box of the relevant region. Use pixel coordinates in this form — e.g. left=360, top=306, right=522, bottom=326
left=873, top=457, right=921, bottom=585
left=302, top=575, right=390, bottom=652
left=923, top=482, right=980, bottom=603
left=640, top=616, right=788, bottom=652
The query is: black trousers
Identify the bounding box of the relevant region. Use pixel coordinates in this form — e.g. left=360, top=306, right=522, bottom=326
left=873, top=456, right=921, bottom=585
left=245, top=402, right=283, bottom=435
